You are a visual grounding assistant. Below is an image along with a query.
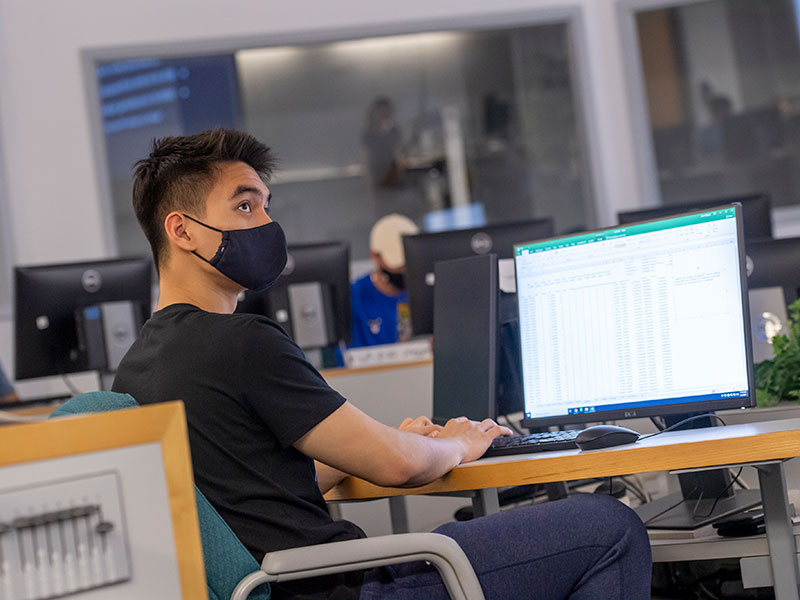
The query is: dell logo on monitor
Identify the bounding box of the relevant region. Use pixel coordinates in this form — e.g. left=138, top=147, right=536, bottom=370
left=81, top=269, right=102, bottom=293
left=470, top=232, right=493, bottom=254
left=624, top=410, right=638, bottom=418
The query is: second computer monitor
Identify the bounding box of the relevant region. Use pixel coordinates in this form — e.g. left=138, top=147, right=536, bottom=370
left=403, top=218, right=554, bottom=336
left=617, top=193, right=772, bottom=240
left=14, top=258, right=153, bottom=381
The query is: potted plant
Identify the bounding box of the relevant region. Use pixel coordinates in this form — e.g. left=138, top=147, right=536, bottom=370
left=754, top=299, right=800, bottom=407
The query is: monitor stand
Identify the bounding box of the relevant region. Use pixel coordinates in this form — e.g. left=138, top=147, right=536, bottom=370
left=635, top=413, right=762, bottom=529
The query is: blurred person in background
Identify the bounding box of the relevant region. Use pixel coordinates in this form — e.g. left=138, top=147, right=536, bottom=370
left=350, top=213, right=419, bottom=347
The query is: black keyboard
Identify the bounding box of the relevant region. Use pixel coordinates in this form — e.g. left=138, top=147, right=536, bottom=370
left=482, top=429, right=581, bottom=458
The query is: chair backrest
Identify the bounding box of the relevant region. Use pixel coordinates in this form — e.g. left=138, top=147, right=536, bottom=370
left=51, top=391, right=269, bottom=600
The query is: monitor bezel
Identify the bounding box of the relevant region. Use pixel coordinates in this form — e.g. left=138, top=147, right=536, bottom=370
left=516, top=204, right=756, bottom=429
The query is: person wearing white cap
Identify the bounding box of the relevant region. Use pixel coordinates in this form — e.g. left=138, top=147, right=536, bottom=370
left=350, top=213, right=419, bottom=347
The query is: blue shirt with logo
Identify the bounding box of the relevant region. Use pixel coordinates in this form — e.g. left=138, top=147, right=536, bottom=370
left=350, top=273, right=407, bottom=348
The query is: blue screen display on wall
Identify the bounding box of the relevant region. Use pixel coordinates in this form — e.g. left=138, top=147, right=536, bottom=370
left=96, top=55, right=241, bottom=180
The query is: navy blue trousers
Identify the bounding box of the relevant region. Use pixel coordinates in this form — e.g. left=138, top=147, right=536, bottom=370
left=359, top=494, right=651, bottom=599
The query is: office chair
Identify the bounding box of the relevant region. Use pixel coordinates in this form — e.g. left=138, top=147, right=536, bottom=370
left=51, top=392, right=485, bottom=600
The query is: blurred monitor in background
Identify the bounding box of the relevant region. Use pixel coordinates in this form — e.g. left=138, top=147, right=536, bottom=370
left=237, top=241, right=351, bottom=367
left=403, top=217, right=555, bottom=336
left=617, top=193, right=772, bottom=241
left=14, top=258, right=153, bottom=385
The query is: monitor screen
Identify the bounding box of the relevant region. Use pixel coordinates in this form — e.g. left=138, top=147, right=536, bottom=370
left=236, top=241, right=351, bottom=348
left=15, top=258, right=153, bottom=381
left=617, top=193, right=772, bottom=240
left=403, top=218, right=554, bottom=336
left=515, top=206, right=754, bottom=428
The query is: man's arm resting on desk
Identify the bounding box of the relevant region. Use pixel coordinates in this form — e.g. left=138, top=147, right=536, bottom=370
left=314, top=416, right=444, bottom=493
left=296, top=402, right=510, bottom=489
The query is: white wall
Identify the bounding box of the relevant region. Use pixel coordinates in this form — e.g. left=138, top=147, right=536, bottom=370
left=0, top=0, right=644, bottom=393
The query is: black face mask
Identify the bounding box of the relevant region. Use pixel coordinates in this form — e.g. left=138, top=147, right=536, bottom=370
left=382, top=268, right=406, bottom=291
left=183, top=214, right=288, bottom=292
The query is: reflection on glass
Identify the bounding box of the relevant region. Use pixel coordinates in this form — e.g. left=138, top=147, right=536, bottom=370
left=636, top=0, right=800, bottom=210
left=97, top=23, right=592, bottom=263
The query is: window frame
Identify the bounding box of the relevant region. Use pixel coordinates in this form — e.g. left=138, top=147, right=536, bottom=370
left=0, top=120, right=16, bottom=319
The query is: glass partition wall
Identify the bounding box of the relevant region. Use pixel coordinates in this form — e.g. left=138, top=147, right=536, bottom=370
left=94, top=21, right=594, bottom=266
left=629, top=0, right=800, bottom=214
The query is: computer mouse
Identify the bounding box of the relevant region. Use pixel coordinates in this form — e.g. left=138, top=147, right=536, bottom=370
left=575, top=425, right=640, bottom=451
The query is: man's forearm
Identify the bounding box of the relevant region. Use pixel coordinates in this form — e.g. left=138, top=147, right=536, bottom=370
left=315, top=461, right=349, bottom=493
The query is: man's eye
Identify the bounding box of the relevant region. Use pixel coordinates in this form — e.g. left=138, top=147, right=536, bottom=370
left=238, top=202, right=252, bottom=213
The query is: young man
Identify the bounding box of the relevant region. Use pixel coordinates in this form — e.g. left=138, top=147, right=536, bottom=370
left=350, top=213, right=418, bottom=347
left=113, top=129, right=651, bottom=599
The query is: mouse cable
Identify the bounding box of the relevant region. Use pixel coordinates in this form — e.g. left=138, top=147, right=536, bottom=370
left=640, top=414, right=745, bottom=496
left=643, top=483, right=700, bottom=526
left=620, top=475, right=651, bottom=503
left=638, top=413, right=727, bottom=441
left=692, top=467, right=744, bottom=520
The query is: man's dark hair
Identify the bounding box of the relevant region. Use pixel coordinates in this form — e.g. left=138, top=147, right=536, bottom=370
left=132, top=128, right=276, bottom=272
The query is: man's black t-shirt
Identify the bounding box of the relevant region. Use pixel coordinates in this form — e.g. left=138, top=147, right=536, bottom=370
left=112, top=304, right=365, bottom=599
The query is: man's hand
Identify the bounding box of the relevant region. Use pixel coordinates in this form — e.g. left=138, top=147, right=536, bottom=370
left=398, top=416, right=442, bottom=437
left=296, top=402, right=514, bottom=488
left=437, top=417, right=512, bottom=464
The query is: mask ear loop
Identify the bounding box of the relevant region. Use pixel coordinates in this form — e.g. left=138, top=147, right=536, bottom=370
left=182, top=213, right=224, bottom=263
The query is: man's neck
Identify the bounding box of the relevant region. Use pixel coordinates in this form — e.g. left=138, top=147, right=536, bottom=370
left=157, top=263, right=239, bottom=314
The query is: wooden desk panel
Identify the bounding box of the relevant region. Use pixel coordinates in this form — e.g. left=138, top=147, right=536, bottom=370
left=326, top=418, right=800, bottom=501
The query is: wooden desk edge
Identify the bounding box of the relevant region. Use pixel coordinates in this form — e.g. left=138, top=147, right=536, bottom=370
left=325, top=426, right=800, bottom=502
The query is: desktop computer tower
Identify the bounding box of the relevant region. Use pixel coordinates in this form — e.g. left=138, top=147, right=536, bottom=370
left=433, top=254, right=498, bottom=424
left=432, top=254, right=524, bottom=425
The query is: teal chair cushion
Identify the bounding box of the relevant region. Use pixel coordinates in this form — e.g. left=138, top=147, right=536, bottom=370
left=51, top=391, right=269, bottom=600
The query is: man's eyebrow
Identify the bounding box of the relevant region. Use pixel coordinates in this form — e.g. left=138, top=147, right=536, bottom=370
left=230, top=185, right=267, bottom=200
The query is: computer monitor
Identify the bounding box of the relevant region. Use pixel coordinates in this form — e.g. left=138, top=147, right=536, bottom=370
left=515, top=205, right=759, bottom=527
left=14, top=258, right=153, bottom=381
left=744, top=237, right=800, bottom=362
left=617, top=193, right=772, bottom=240
left=403, top=218, right=554, bottom=336
left=744, top=237, right=800, bottom=308
left=236, top=241, right=351, bottom=350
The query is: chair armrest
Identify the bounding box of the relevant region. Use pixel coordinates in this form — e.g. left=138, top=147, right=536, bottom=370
left=230, top=533, right=484, bottom=600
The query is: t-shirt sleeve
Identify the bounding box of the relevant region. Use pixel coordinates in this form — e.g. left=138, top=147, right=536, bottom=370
left=241, top=319, right=347, bottom=448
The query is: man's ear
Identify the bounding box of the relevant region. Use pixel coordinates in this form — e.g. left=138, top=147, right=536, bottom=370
left=163, top=212, right=198, bottom=252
